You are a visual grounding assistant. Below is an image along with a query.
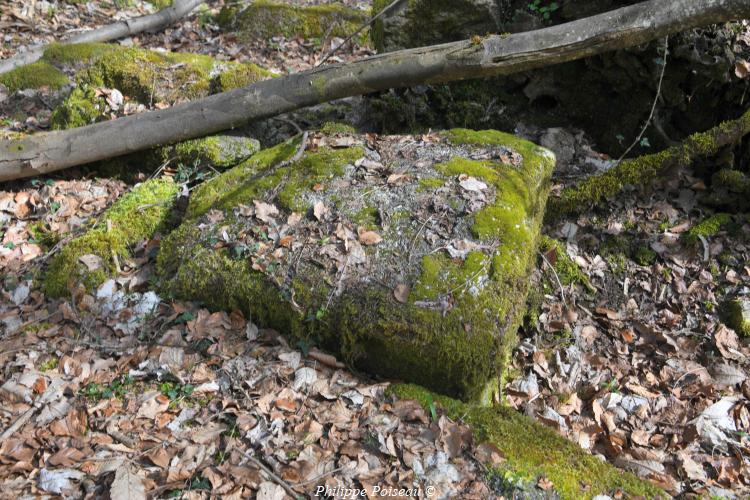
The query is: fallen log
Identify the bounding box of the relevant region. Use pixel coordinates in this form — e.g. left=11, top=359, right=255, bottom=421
left=1, top=0, right=749, bottom=182
left=0, top=0, right=204, bottom=75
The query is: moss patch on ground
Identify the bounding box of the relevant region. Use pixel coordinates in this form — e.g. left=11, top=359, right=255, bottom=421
left=158, top=130, right=554, bottom=402
left=685, top=213, right=731, bottom=244
left=229, top=0, right=368, bottom=41
left=0, top=61, right=69, bottom=93
left=388, top=383, right=663, bottom=499
left=45, top=179, right=179, bottom=297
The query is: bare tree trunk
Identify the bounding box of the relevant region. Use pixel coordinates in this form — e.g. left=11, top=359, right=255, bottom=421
left=0, top=0, right=204, bottom=75
left=1, top=0, right=748, bottom=182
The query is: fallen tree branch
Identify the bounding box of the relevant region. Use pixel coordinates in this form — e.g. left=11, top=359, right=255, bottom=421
left=1, top=0, right=749, bottom=182
left=548, top=108, right=750, bottom=216
left=0, top=0, right=204, bottom=75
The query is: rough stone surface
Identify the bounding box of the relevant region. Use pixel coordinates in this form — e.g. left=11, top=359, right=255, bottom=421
left=157, top=129, right=555, bottom=402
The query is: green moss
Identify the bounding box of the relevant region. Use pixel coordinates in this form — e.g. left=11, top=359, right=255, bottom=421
left=686, top=213, right=731, bottom=244
left=168, top=135, right=260, bottom=169
left=39, top=356, right=59, bottom=372
left=217, top=0, right=242, bottom=28
left=233, top=0, right=368, bottom=41
left=213, top=64, right=275, bottom=92
left=633, top=246, right=657, bottom=266
left=43, top=43, right=271, bottom=113
left=721, top=299, right=750, bottom=337
left=148, top=0, right=172, bottom=8
left=550, top=109, right=750, bottom=216
left=388, top=383, right=664, bottom=499
left=50, top=86, right=103, bottom=130
left=417, top=177, right=446, bottom=191
left=43, top=42, right=117, bottom=65
left=28, top=222, right=63, bottom=250
left=0, top=61, right=68, bottom=92
left=539, top=236, right=594, bottom=291
left=350, top=206, right=379, bottom=229
left=320, top=122, right=357, bottom=135
left=44, top=179, right=179, bottom=297
left=186, top=137, right=363, bottom=217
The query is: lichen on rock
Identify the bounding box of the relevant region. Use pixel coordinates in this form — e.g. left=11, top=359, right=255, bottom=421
left=157, top=128, right=554, bottom=402
left=44, top=179, right=179, bottom=297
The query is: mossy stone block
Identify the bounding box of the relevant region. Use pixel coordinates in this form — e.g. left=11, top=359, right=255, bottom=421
left=157, top=129, right=554, bottom=402
left=227, top=1, right=368, bottom=41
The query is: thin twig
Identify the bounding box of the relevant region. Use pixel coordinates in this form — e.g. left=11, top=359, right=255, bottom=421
left=316, top=0, right=404, bottom=67
left=613, top=36, right=669, bottom=166
left=293, top=465, right=348, bottom=487
left=539, top=250, right=567, bottom=304
left=234, top=446, right=302, bottom=499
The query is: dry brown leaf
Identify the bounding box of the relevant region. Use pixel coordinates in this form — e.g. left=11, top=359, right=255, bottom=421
left=110, top=466, right=146, bottom=500
left=393, top=283, right=410, bottom=303
left=357, top=228, right=382, bottom=245
left=312, top=201, right=328, bottom=221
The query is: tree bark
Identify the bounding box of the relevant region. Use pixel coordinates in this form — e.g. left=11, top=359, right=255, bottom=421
left=0, top=0, right=204, bottom=75
left=1, top=0, right=749, bottom=182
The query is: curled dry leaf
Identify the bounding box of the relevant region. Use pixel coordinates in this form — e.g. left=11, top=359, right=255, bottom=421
left=357, top=228, right=382, bottom=245
left=393, top=283, right=410, bottom=303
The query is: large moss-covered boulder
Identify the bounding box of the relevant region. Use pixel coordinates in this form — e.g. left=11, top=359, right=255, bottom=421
left=219, top=0, right=369, bottom=41
left=371, top=0, right=749, bottom=156
left=157, top=128, right=554, bottom=402
left=2, top=43, right=265, bottom=174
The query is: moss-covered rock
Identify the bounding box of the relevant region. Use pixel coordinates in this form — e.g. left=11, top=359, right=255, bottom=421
left=388, top=383, right=664, bottom=499
left=224, top=0, right=368, bottom=41
left=40, top=43, right=274, bottom=118
left=44, top=179, right=179, bottom=297
left=722, top=298, right=750, bottom=337
left=157, top=129, right=554, bottom=402
left=1, top=43, right=269, bottom=177
left=0, top=61, right=69, bottom=93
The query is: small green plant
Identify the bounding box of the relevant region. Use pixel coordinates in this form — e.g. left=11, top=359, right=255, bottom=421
left=426, top=394, right=438, bottom=422
left=528, top=0, right=559, bottom=21
left=604, top=377, right=619, bottom=393
left=159, top=381, right=194, bottom=400
left=81, top=375, right=133, bottom=400
left=39, top=357, right=59, bottom=372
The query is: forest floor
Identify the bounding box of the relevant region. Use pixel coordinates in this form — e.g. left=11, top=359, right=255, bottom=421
left=1, top=0, right=750, bottom=498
